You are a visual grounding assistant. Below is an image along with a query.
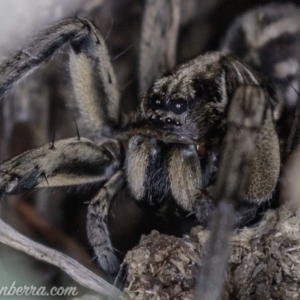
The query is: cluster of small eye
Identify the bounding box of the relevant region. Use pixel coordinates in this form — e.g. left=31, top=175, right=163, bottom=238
left=146, top=94, right=188, bottom=126
left=148, top=114, right=182, bottom=126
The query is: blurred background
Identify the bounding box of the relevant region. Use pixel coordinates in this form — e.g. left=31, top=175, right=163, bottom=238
left=1, top=0, right=300, bottom=298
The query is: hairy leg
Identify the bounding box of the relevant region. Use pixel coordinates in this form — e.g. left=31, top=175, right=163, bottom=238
left=0, top=17, right=121, bottom=137
left=197, top=85, right=268, bottom=300
left=0, top=138, right=122, bottom=200
left=87, top=171, right=125, bottom=274
left=69, top=19, right=120, bottom=136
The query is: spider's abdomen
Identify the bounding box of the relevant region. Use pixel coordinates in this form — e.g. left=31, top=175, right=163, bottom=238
left=222, top=3, right=300, bottom=110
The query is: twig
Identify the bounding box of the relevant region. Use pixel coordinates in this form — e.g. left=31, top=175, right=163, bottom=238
left=0, top=217, right=123, bottom=299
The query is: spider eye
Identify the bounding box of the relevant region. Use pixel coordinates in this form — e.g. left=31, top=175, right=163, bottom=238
left=155, top=99, right=162, bottom=106
left=170, top=100, right=188, bottom=115
left=149, top=95, right=164, bottom=109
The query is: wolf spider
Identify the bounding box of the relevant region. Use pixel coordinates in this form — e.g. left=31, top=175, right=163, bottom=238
left=1, top=1, right=300, bottom=299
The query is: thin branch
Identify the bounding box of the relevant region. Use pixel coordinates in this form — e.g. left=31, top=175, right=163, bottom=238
left=0, top=217, right=123, bottom=299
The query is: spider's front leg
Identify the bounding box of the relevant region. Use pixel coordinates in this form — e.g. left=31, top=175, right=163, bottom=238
left=87, top=171, right=126, bottom=275
left=195, top=86, right=281, bottom=228
left=0, top=138, right=122, bottom=200
left=0, top=17, right=120, bottom=136
left=197, top=85, right=268, bottom=300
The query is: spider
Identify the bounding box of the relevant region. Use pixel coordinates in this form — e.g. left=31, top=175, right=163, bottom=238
left=0, top=1, right=300, bottom=298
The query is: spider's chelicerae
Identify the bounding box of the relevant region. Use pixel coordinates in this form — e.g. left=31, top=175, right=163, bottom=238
left=1, top=1, right=300, bottom=298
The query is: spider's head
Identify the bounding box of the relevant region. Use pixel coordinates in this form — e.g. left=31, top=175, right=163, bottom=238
left=132, top=52, right=279, bottom=148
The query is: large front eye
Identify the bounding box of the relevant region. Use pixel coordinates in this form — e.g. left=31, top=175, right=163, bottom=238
left=170, top=99, right=188, bottom=115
